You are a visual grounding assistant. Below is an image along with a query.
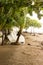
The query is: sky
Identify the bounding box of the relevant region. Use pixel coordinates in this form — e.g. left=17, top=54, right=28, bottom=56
left=26, top=11, right=43, bottom=33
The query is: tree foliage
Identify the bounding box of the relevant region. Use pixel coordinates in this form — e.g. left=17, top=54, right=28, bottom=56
left=26, top=17, right=41, bottom=28
left=0, top=0, right=43, bottom=30
left=0, top=0, right=43, bottom=45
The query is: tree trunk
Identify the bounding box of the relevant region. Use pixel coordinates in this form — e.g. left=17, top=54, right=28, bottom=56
left=1, top=30, right=8, bottom=45
left=4, top=30, right=9, bottom=44
left=1, top=30, right=4, bottom=45
left=5, top=30, right=7, bottom=39
left=8, top=29, right=10, bottom=35
left=1, top=35, right=4, bottom=45
left=14, top=29, right=22, bottom=44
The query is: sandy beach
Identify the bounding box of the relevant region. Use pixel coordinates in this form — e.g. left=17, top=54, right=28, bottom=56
left=0, top=33, right=43, bottom=65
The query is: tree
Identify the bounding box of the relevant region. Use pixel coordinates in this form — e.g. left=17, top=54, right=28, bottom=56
left=29, top=19, right=41, bottom=35
left=27, top=18, right=41, bottom=27
left=26, top=17, right=41, bottom=35
left=11, top=8, right=41, bottom=44
left=0, top=10, right=15, bottom=45
left=12, top=7, right=28, bottom=44
left=0, top=0, right=43, bottom=45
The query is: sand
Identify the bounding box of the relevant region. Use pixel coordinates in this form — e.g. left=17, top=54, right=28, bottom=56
left=0, top=33, right=43, bottom=65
